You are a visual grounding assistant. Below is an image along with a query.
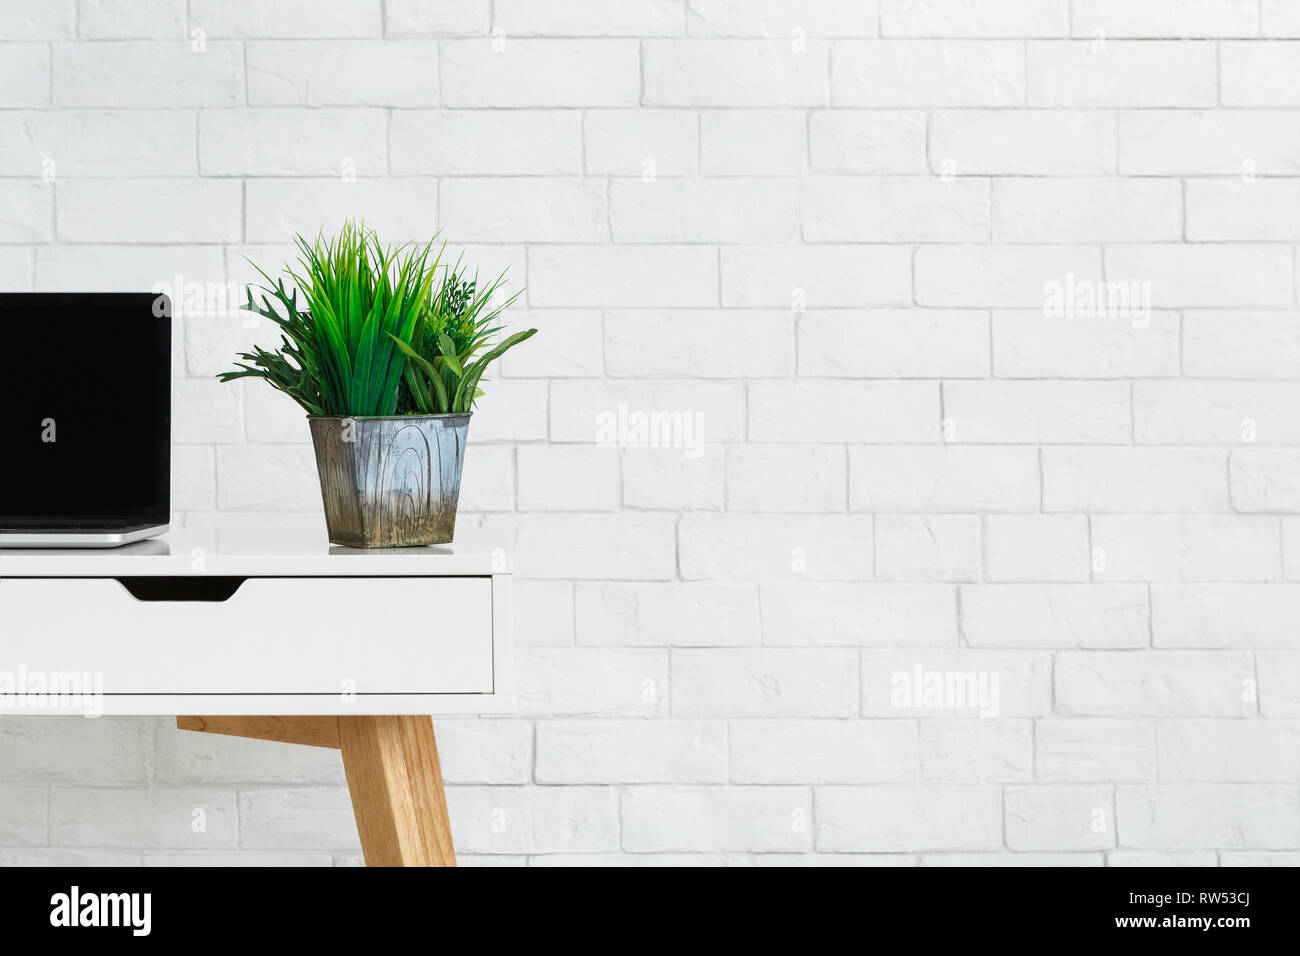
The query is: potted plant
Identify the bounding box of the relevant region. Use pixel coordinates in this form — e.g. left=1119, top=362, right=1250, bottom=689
left=218, top=221, right=536, bottom=548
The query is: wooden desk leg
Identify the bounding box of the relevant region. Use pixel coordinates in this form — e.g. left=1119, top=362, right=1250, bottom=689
left=338, top=715, right=457, bottom=867
left=177, top=714, right=457, bottom=868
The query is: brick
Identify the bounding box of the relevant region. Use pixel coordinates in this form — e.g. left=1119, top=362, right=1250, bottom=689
left=0, top=718, right=152, bottom=784
left=245, top=178, right=439, bottom=243
left=726, top=445, right=846, bottom=512
left=1153, top=585, right=1300, bottom=648
left=500, top=310, right=602, bottom=378
left=944, top=381, right=1130, bottom=443
left=861, top=650, right=1053, bottom=717
left=1042, top=448, right=1229, bottom=512
left=0, top=110, right=196, bottom=176
left=799, top=310, right=989, bottom=377
left=576, top=582, right=759, bottom=646
left=0, top=43, right=49, bottom=107
left=817, top=786, right=1002, bottom=851
left=1265, top=0, right=1300, bottom=36
left=721, top=245, right=913, bottom=308
left=391, top=110, right=582, bottom=175
left=247, top=40, right=438, bottom=106
left=173, top=379, right=242, bottom=444
left=802, top=176, right=990, bottom=242
left=875, top=515, right=981, bottom=581
left=1005, top=786, right=1114, bottom=850
left=809, top=110, right=928, bottom=173
left=687, top=0, right=876, bottom=37
left=749, top=381, right=938, bottom=442
left=443, top=178, right=606, bottom=242
left=919, top=719, right=1033, bottom=783
left=157, top=721, right=342, bottom=785
left=199, top=109, right=386, bottom=176
left=550, top=379, right=743, bottom=443
left=679, top=514, right=873, bottom=581
left=882, top=0, right=1068, bottom=36
left=623, top=786, right=813, bottom=852
left=611, top=178, right=800, bottom=243
left=1187, top=179, right=1300, bottom=241
left=1159, top=720, right=1300, bottom=782
left=961, top=585, right=1149, bottom=648
left=1259, top=653, right=1300, bottom=715
left=78, top=0, right=188, bottom=38
left=499, top=0, right=682, bottom=36
left=58, top=179, right=241, bottom=243
left=993, top=177, right=1181, bottom=242
left=385, top=0, right=488, bottom=36
left=622, top=446, right=726, bottom=510
left=0, top=787, right=47, bottom=844
left=513, top=580, right=574, bottom=647
left=672, top=648, right=859, bottom=717
left=1072, top=0, right=1258, bottom=37
left=1092, top=515, right=1280, bottom=583
left=606, top=310, right=792, bottom=377
left=449, top=786, right=618, bottom=854
left=760, top=583, right=958, bottom=646
left=516, top=648, right=669, bottom=717
left=1120, top=110, right=1300, bottom=175
left=1035, top=719, right=1156, bottom=782
left=1055, top=651, right=1256, bottom=717
left=644, top=39, right=829, bottom=107
left=467, top=379, right=547, bottom=441
left=35, top=244, right=223, bottom=293
left=1117, top=786, right=1299, bottom=850
left=53, top=41, right=242, bottom=107
left=833, top=41, right=1023, bottom=106
left=478, top=514, right=677, bottom=579
left=0, top=1, right=74, bottom=38
left=1230, top=449, right=1300, bottom=512
left=536, top=720, right=726, bottom=783
left=849, top=447, right=1041, bottom=512
left=1106, top=244, right=1293, bottom=308
left=0, top=182, right=52, bottom=243
left=441, top=39, right=638, bottom=107
left=584, top=110, right=698, bottom=176
left=731, top=720, right=919, bottom=784
left=516, top=445, right=618, bottom=511
left=529, top=246, right=718, bottom=307
left=701, top=110, right=806, bottom=175
left=915, top=244, right=1102, bottom=307
left=931, top=111, right=1115, bottom=174
left=985, top=515, right=1090, bottom=582
left=50, top=787, right=236, bottom=848
left=993, top=310, right=1180, bottom=378
left=922, top=851, right=1103, bottom=866
left=1028, top=40, right=1216, bottom=106
left=1138, top=382, right=1300, bottom=444
left=216, top=445, right=319, bottom=512
left=190, top=0, right=382, bottom=38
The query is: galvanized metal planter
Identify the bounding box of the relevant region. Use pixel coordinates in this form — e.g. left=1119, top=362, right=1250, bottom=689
left=307, top=414, right=470, bottom=548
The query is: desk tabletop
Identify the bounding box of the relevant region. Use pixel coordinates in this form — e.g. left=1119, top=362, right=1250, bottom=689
left=0, top=523, right=510, bottom=576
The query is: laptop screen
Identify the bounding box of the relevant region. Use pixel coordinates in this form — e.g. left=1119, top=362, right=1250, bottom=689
left=0, top=293, right=171, bottom=529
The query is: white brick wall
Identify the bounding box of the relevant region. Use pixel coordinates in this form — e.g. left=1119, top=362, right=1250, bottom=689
left=2, top=0, right=1297, bottom=867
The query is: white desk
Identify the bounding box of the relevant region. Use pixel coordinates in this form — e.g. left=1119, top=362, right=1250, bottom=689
left=0, top=526, right=514, bottom=866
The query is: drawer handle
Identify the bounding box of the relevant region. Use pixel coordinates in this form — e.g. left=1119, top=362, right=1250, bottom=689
left=116, top=577, right=247, bottom=602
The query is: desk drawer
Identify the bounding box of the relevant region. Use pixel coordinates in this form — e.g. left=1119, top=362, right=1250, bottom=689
left=0, top=577, right=493, bottom=695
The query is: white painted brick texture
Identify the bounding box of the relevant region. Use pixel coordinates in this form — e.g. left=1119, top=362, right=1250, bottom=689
left=1, top=0, right=1296, bottom=867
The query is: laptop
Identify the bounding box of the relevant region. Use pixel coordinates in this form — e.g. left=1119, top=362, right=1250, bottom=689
left=0, top=293, right=171, bottom=548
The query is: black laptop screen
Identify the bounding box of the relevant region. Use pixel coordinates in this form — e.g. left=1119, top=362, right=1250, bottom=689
left=0, top=293, right=170, bottom=528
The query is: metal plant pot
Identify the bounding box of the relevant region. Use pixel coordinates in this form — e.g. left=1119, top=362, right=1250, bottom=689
left=307, top=414, right=470, bottom=548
